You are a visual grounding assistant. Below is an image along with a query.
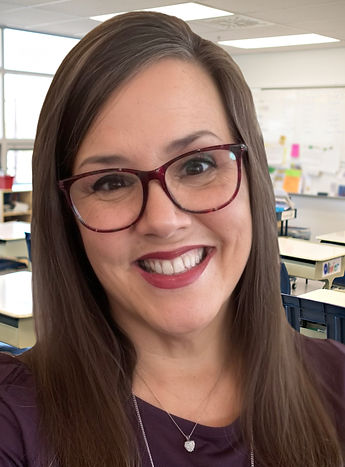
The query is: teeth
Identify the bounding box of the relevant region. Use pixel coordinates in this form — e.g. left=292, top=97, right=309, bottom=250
left=140, top=248, right=205, bottom=275
left=183, top=255, right=191, bottom=269
left=190, top=255, right=196, bottom=267
left=153, top=261, right=162, bottom=274
left=162, top=261, right=174, bottom=275
left=172, top=257, right=185, bottom=274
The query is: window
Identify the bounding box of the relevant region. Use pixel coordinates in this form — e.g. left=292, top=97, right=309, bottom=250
left=4, top=28, right=78, bottom=74
left=7, top=149, right=33, bottom=185
left=0, top=28, right=79, bottom=187
left=4, top=73, right=52, bottom=139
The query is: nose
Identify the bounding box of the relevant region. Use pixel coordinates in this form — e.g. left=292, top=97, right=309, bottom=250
left=134, top=180, right=192, bottom=238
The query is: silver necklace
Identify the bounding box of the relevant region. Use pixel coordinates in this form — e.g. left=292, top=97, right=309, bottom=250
left=135, top=369, right=223, bottom=453
left=132, top=394, right=255, bottom=467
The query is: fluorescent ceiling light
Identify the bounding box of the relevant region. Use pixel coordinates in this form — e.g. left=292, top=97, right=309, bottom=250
left=218, top=34, right=339, bottom=49
left=91, top=2, right=233, bottom=23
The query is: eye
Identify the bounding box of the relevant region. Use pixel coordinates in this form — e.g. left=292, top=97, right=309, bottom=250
left=181, top=155, right=216, bottom=176
left=92, top=173, right=134, bottom=192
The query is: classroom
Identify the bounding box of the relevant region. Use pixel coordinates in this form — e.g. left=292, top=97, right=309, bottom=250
left=0, top=2, right=345, bottom=466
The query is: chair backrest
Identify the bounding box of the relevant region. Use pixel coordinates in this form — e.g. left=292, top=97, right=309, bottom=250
left=25, top=232, right=31, bottom=262
left=281, top=293, right=345, bottom=344
left=280, top=262, right=291, bottom=294
left=0, top=342, right=29, bottom=355
left=333, top=274, right=345, bottom=288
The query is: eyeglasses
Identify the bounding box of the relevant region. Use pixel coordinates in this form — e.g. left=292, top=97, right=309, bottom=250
left=58, top=143, right=247, bottom=233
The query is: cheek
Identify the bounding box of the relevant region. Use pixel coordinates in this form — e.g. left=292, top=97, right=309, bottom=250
left=210, top=208, right=252, bottom=258
left=202, top=182, right=252, bottom=248
left=79, top=229, right=128, bottom=276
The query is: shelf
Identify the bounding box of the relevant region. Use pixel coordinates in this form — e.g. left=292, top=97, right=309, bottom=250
left=0, top=190, right=32, bottom=223
left=4, top=210, right=32, bottom=218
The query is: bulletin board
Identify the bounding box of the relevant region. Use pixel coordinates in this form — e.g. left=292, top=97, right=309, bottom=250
left=251, top=87, right=345, bottom=175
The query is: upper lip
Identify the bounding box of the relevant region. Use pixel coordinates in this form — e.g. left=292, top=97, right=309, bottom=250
left=136, top=245, right=211, bottom=261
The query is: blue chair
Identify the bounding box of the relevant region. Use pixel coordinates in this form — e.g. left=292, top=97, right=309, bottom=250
left=332, top=274, right=345, bottom=288
left=0, top=342, right=28, bottom=355
left=281, top=293, right=345, bottom=344
left=280, top=262, right=291, bottom=294
left=25, top=232, right=31, bottom=262
left=0, top=259, right=26, bottom=271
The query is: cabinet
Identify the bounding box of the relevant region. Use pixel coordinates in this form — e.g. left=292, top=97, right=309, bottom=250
left=0, top=189, right=32, bottom=223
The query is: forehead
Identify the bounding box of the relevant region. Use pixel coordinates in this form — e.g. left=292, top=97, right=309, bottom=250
left=74, top=58, right=232, bottom=172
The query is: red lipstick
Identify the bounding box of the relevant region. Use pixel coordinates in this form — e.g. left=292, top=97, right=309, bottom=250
left=135, top=247, right=215, bottom=289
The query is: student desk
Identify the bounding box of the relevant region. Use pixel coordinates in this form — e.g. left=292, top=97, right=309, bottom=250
left=0, top=271, right=34, bottom=348
left=316, top=231, right=345, bottom=247
left=299, top=288, right=345, bottom=306
left=279, top=237, right=345, bottom=289
left=0, top=221, right=31, bottom=259
left=299, top=289, right=345, bottom=342
left=282, top=288, right=345, bottom=342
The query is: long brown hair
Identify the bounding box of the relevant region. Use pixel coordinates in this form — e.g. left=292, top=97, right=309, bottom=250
left=26, top=11, right=343, bottom=466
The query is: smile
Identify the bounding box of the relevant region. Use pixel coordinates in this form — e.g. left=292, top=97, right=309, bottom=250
left=138, top=248, right=206, bottom=275
left=136, top=246, right=214, bottom=289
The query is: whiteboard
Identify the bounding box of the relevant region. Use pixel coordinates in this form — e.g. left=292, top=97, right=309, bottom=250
left=252, top=87, right=345, bottom=174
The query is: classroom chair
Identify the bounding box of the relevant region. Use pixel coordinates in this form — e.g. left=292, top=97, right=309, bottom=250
left=25, top=232, right=31, bottom=262
left=281, top=293, right=345, bottom=344
left=0, top=342, right=29, bottom=355
left=332, top=274, right=345, bottom=288
left=280, top=262, right=291, bottom=295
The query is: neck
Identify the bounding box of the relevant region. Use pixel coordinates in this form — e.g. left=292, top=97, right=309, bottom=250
left=134, top=314, right=230, bottom=382
left=131, top=322, right=241, bottom=427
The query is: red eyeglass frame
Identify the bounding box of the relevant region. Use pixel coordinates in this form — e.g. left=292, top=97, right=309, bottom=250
left=58, top=143, right=247, bottom=233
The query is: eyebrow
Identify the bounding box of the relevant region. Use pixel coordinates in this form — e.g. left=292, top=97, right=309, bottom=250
left=76, top=154, right=129, bottom=171
left=164, top=130, right=222, bottom=153
left=76, top=130, right=222, bottom=171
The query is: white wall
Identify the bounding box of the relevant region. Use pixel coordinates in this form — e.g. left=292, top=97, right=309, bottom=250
left=289, top=194, right=345, bottom=240
left=231, top=47, right=345, bottom=239
left=232, top=47, right=345, bottom=88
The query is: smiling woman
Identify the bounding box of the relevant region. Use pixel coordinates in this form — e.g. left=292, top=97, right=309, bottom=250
left=0, top=10, right=344, bottom=467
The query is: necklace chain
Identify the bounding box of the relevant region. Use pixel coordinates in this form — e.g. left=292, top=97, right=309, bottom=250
left=133, top=394, right=255, bottom=467
left=133, top=394, right=155, bottom=467
left=135, top=368, right=223, bottom=447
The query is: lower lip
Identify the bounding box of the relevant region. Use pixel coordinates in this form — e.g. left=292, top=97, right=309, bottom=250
left=136, top=249, right=215, bottom=289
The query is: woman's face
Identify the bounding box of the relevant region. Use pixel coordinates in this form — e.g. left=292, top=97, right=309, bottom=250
left=73, top=58, right=252, bottom=339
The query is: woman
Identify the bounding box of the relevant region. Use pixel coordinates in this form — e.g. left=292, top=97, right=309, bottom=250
left=0, top=11, right=344, bottom=467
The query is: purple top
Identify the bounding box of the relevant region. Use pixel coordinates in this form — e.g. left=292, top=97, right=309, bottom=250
left=1, top=337, right=345, bottom=466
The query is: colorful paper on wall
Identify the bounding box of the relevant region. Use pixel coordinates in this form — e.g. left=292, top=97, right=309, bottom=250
left=291, top=144, right=300, bottom=158
left=283, top=169, right=302, bottom=193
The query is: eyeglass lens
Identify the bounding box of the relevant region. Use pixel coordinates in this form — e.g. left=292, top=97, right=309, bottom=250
left=69, top=147, right=240, bottom=232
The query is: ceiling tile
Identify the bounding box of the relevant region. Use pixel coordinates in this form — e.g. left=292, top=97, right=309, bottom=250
left=0, top=7, right=75, bottom=28
left=247, top=1, right=345, bottom=25
left=0, top=1, right=22, bottom=12
left=203, top=0, right=338, bottom=13
left=35, top=0, right=181, bottom=16
left=0, top=0, right=343, bottom=53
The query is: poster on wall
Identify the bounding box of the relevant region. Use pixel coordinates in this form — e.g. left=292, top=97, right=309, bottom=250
left=252, top=87, right=345, bottom=175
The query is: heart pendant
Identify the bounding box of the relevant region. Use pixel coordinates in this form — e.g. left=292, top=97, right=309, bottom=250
left=184, top=440, right=195, bottom=452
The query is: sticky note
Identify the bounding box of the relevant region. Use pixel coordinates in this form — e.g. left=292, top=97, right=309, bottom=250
left=283, top=169, right=302, bottom=193
left=291, top=144, right=300, bottom=158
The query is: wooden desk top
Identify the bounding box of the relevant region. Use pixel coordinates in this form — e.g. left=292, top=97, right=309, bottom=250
left=299, top=288, right=345, bottom=307
left=279, top=237, right=345, bottom=262
left=0, top=271, right=32, bottom=318
left=316, top=231, right=345, bottom=245
left=0, top=221, right=30, bottom=241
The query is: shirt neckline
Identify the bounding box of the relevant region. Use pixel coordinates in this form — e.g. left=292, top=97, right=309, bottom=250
left=134, top=394, right=242, bottom=440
